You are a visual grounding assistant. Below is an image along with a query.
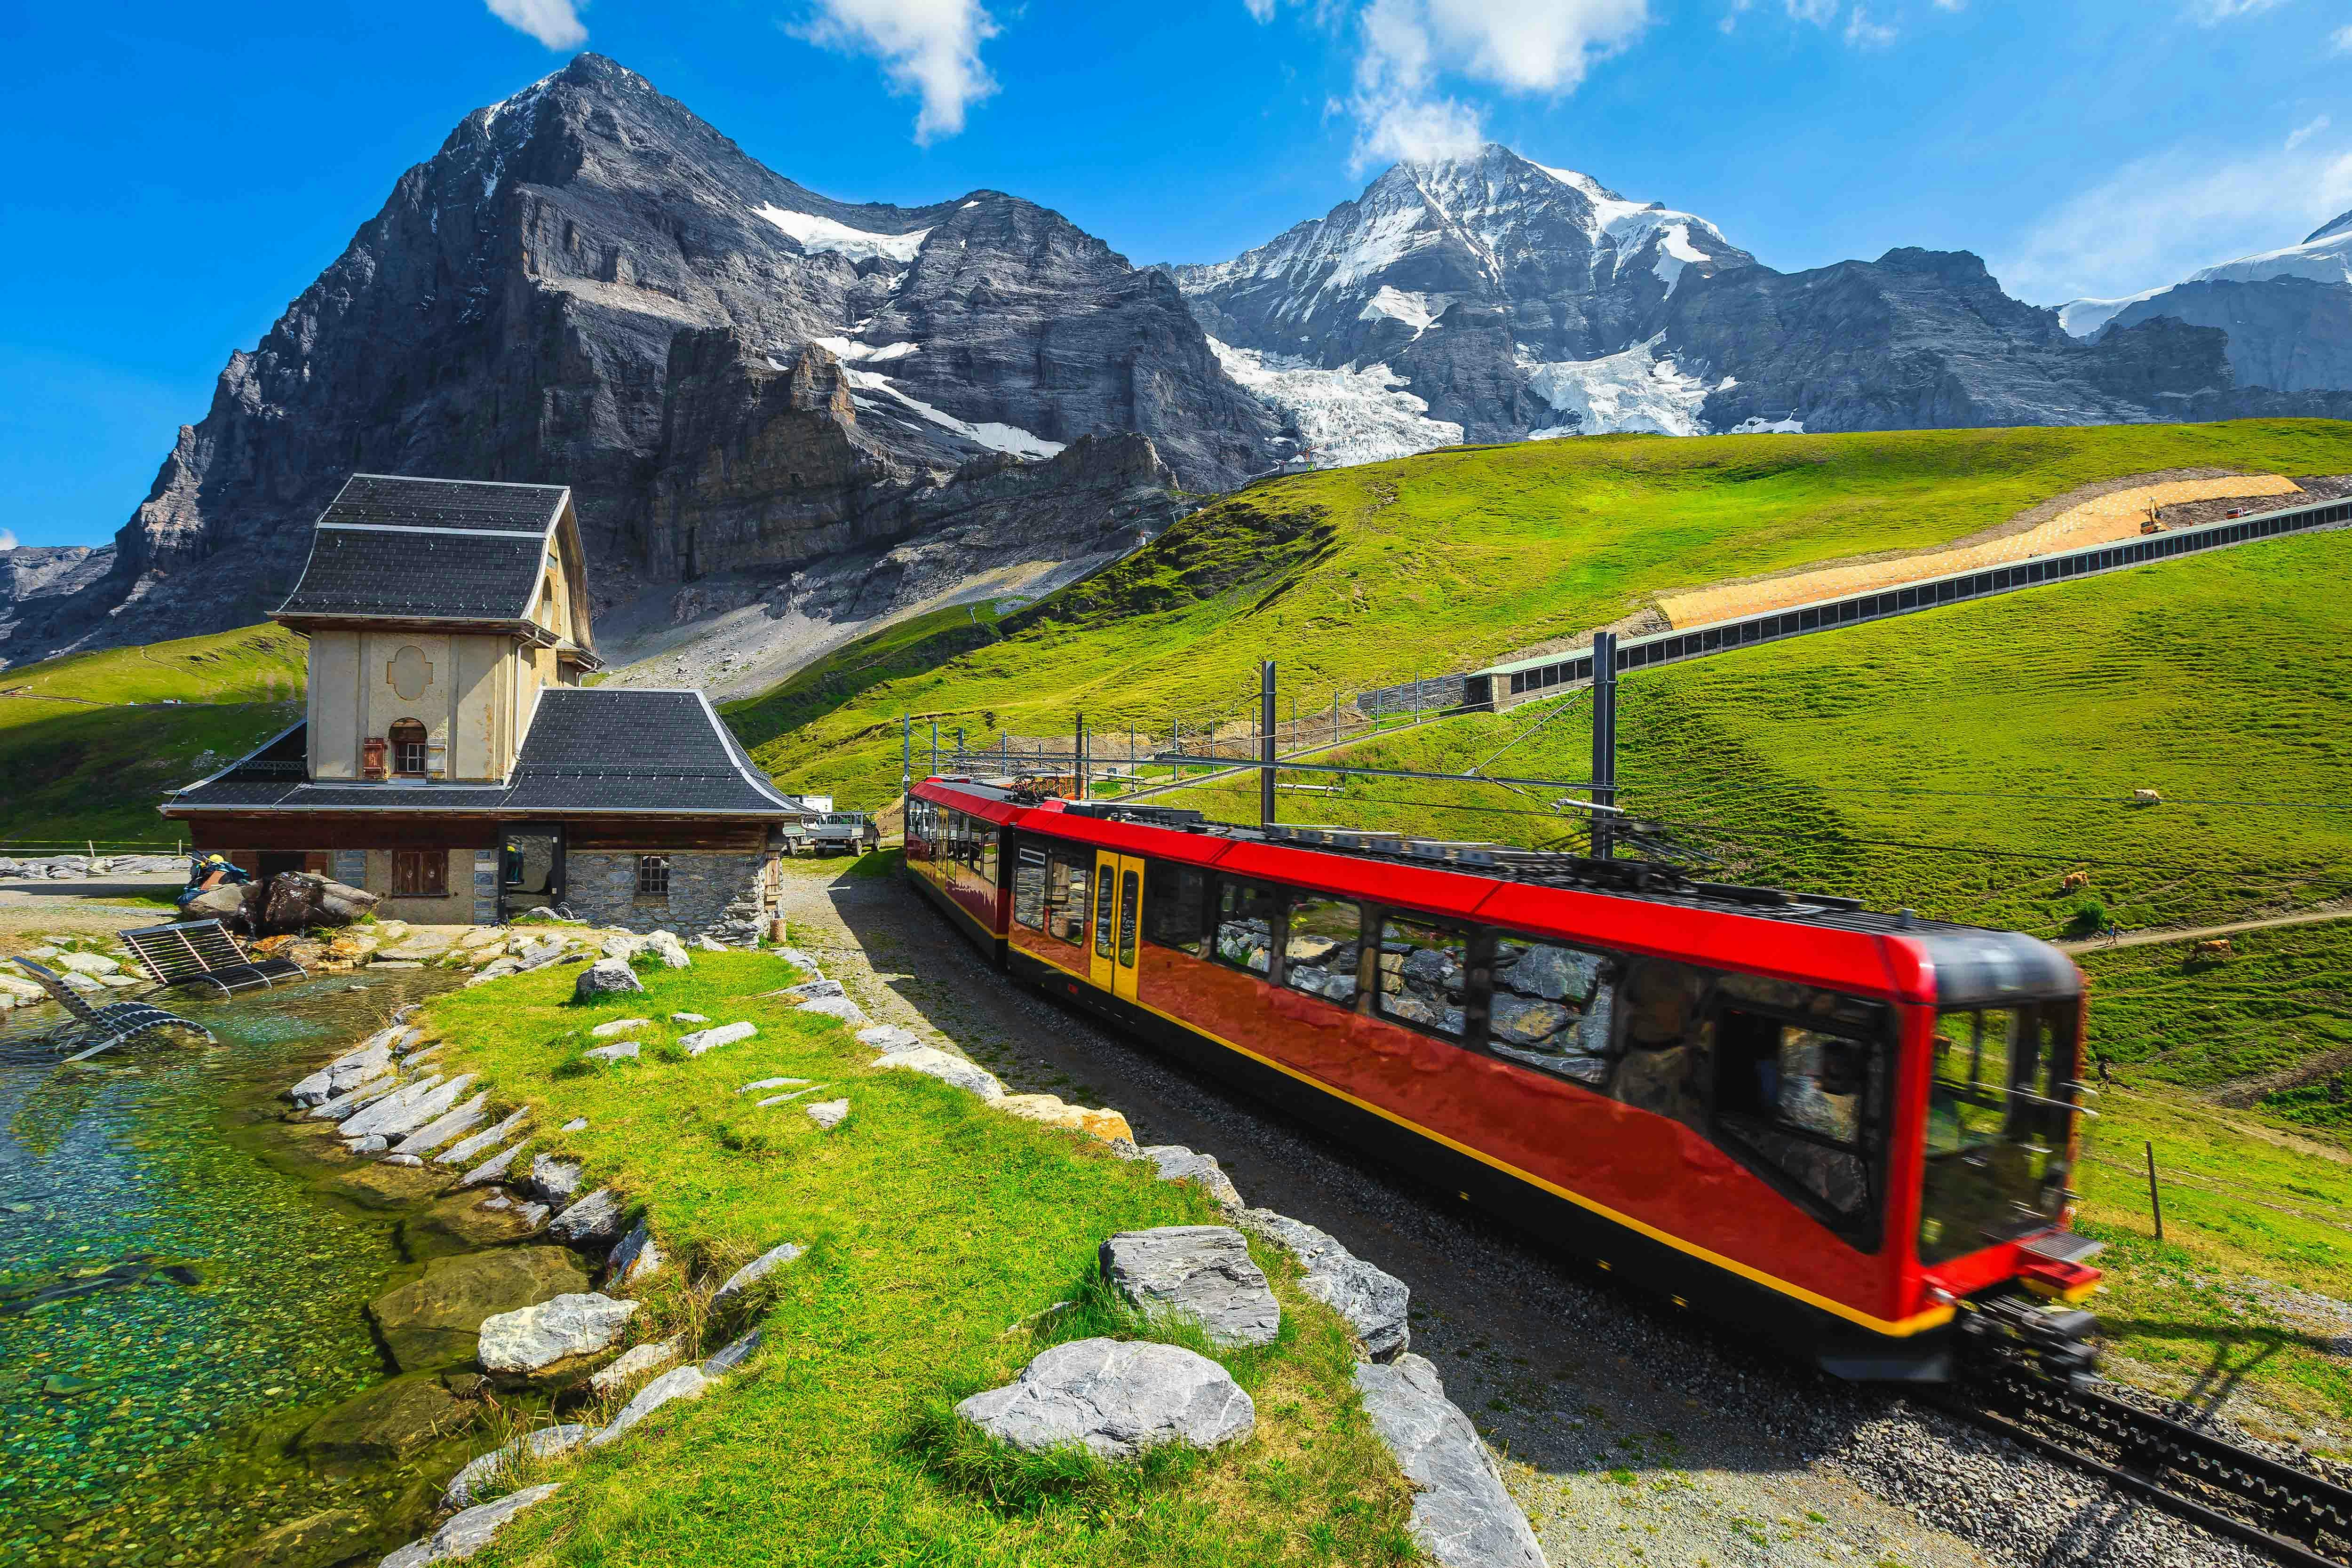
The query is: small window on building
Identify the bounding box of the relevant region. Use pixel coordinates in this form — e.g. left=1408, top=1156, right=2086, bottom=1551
left=637, top=856, right=670, bottom=898
left=389, top=719, right=428, bottom=777
left=1283, top=895, right=1363, bottom=1004
left=391, top=849, right=446, bottom=898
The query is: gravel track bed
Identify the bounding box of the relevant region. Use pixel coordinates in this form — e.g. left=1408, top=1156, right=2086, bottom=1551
left=778, top=863, right=2268, bottom=1568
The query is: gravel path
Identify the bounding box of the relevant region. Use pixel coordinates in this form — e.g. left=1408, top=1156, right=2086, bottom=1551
left=776, top=861, right=2265, bottom=1568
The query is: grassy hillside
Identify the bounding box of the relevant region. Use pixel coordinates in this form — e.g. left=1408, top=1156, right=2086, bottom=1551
left=1147, top=523, right=2352, bottom=935
left=728, top=420, right=2352, bottom=809
left=0, top=624, right=305, bottom=845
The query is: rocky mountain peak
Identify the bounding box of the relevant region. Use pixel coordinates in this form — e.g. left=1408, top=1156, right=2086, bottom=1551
left=2307, top=209, right=2352, bottom=246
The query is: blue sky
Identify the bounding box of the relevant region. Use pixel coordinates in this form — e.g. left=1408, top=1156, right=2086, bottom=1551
left=2, top=0, right=2347, bottom=549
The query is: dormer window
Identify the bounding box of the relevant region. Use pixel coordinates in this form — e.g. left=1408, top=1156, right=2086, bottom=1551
left=389, top=719, right=429, bottom=778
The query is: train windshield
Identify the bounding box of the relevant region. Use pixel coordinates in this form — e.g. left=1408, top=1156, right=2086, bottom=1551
left=1917, top=1003, right=2078, bottom=1265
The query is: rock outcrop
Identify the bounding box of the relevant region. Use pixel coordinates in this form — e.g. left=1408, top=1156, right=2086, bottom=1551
left=956, top=1337, right=1255, bottom=1460
left=1099, top=1226, right=1281, bottom=1349
left=1352, top=1355, right=1548, bottom=1568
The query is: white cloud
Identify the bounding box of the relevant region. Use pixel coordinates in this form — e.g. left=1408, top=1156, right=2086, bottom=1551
left=1333, top=0, right=1649, bottom=169
left=1997, top=136, right=2352, bottom=303
left=1784, top=0, right=1838, bottom=21
left=485, top=0, right=586, bottom=49
left=794, top=0, right=999, bottom=143
left=0, top=530, right=17, bottom=552
left=1931, top=0, right=1964, bottom=10
left=2288, top=115, right=2331, bottom=152
left=2335, top=22, right=2352, bottom=52
left=1843, top=5, right=1897, bottom=45
left=2188, top=0, right=2285, bottom=20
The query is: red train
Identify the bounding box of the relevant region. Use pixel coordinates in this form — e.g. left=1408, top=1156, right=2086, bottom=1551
left=904, top=776, right=2104, bottom=1380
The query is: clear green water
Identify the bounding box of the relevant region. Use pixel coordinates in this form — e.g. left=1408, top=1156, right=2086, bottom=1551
left=0, top=971, right=463, bottom=1566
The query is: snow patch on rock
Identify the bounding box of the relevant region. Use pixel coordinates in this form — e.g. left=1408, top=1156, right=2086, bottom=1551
left=1524, top=336, right=1718, bottom=438
left=752, top=205, right=930, bottom=264
left=1208, top=338, right=1461, bottom=468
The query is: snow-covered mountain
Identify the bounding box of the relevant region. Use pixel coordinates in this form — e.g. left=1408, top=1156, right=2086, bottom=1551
left=1169, top=144, right=1755, bottom=461
left=2058, top=209, right=2352, bottom=392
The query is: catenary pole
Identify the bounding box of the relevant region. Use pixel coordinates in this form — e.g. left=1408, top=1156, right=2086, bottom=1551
left=1590, top=633, right=1618, bottom=860
left=1259, top=661, right=1278, bottom=828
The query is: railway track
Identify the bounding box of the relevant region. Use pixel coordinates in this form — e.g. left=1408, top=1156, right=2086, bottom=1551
left=1944, top=1364, right=2352, bottom=1567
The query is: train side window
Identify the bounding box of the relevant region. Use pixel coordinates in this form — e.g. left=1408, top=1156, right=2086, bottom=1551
left=1375, top=916, right=1467, bottom=1039
left=977, top=827, right=999, bottom=889
left=1144, top=863, right=1207, bottom=955
left=1213, top=879, right=1280, bottom=976
left=1043, top=849, right=1090, bottom=945
left=1011, top=846, right=1048, bottom=930
left=1093, top=864, right=1117, bottom=959
left=1284, top=895, right=1364, bottom=1004
left=1715, top=1005, right=1883, bottom=1230
left=1118, top=870, right=1140, bottom=967
left=1488, top=935, right=1615, bottom=1082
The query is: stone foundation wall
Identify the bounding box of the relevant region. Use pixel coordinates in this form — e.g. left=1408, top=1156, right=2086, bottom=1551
left=566, top=850, right=766, bottom=934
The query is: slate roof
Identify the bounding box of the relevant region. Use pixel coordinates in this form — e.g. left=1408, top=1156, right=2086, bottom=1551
left=275, top=474, right=572, bottom=624
left=163, top=690, right=800, bottom=818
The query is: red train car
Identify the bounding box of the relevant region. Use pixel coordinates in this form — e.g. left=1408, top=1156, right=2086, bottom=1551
left=904, top=777, right=2102, bottom=1380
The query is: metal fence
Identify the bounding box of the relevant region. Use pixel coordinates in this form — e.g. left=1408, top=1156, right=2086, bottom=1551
left=1352, top=675, right=1472, bottom=717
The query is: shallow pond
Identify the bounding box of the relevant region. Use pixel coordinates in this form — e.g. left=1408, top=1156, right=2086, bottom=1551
left=0, top=970, right=464, bottom=1566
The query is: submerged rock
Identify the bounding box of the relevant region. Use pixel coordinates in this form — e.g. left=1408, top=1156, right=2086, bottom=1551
left=956, top=1338, right=1254, bottom=1460
left=1100, top=1226, right=1280, bottom=1348
left=365, top=1247, right=591, bottom=1372
left=298, top=1376, right=473, bottom=1462
left=227, top=1504, right=372, bottom=1568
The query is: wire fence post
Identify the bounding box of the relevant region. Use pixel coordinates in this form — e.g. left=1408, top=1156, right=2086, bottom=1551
left=2146, top=1141, right=2165, bottom=1242
left=900, top=713, right=910, bottom=798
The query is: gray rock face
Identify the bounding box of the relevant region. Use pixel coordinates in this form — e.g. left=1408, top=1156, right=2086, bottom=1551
left=1238, top=1209, right=1409, bottom=1361
left=441, top=1424, right=592, bottom=1510
left=547, top=1188, right=627, bottom=1247
left=573, top=959, right=644, bottom=1002
left=1351, top=1354, right=1547, bottom=1568
left=0, top=543, right=110, bottom=652
left=2104, top=275, right=2352, bottom=393
left=956, top=1337, right=1254, bottom=1460
left=1100, top=1226, right=1280, bottom=1348
left=5, top=53, right=1272, bottom=667
left=477, top=1292, right=639, bottom=1378
left=586, top=1364, right=712, bottom=1449
left=378, top=1482, right=560, bottom=1568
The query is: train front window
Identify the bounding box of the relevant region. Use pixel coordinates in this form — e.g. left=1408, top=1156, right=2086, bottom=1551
left=1918, top=1003, right=2077, bottom=1265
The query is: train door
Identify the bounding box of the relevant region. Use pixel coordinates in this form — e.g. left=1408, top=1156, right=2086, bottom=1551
left=1088, top=851, right=1144, bottom=1001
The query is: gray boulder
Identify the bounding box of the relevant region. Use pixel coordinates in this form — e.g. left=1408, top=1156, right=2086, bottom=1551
left=586, top=1364, right=712, bottom=1449
left=1239, top=1209, right=1409, bottom=1361
left=606, top=1217, right=662, bottom=1289
left=1100, top=1226, right=1280, bottom=1348
left=1351, top=1355, right=1547, bottom=1568
left=589, top=1018, right=650, bottom=1037
left=436, top=1110, right=529, bottom=1168
left=573, top=958, right=643, bottom=1002
left=441, top=1424, right=593, bottom=1510
left=780, top=978, right=845, bottom=999
left=678, top=1021, right=756, bottom=1057
left=477, top=1293, right=639, bottom=1379
left=548, top=1188, right=627, bottom=1247
left=1131, top=1144, right=1245, bottom=1211
left=365, top=1247, right=591, bottom=1372
left=874, top=1044, right=1004, bottom=1100
left=521, top=1154, right=583, bottom=1205
left=805, top=1098, right=850, bottom=1130
left=956, top=1338, right=1254, bottom=1460
left=379, top=1483, right=561, bottom=1568
left=458, top=1139, right=531, bottom=1189
left=712, top=1241, right=804, bottom=1306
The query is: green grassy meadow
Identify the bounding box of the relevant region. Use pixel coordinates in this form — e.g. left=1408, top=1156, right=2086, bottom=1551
left=728, top=420, right=2352, bottom=809
left=0, top=623, right=305, bottom=846
left=415, top=953, right=1419, bottom=1567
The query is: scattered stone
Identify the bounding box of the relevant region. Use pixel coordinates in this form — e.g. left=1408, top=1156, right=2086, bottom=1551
left=779, top=977, right=844, bottom=999
left=441, top=1371, right=488, bottom=1398
left=560, top=1117, right=588, bottom=1132
left=874, top=1044, right=1004, bottom=1100
left=441, top=1424, right=593, bottom=1510
left=228, top=1504, right=370, bottom=1568
left=678, top=1021, right=757, bottom=1057
left=711, top=1241, right=804, bottom=1306
left=1130, top=1144, right=1245, bottom=1211
left=1100, top=1226, right=1280, bottom=1348
left=694, top=935, right=728, bottom=952
left=600, top=933, right=644, bottom=961
left=572, top=958, right=644, bottom=1002
left=646, top=935, right=691, bottom=970
left=956, top=1338, right=1255, bottom=1460
left=381, top=1154, right=426, bottom=1168
left=521, top=1154, right=583, bottom=1205
left=586, top=1365, right=710, bottom=1449
left=588, top=1337, right=681, bottom=1397
left=52, top=951, right=120, bottom=976
left=548, top=1188, right=626, bottom=1246
left=796, top=995, right=869, bottom=1027
left=856, top=1024, right=920, bottom=1052
left=736, top=1076, right=811, bottom=1095
left=670, top=1012, right=709, bottom=1024
left=604, top=1217, right=663, bottom=1289
left=805, top=1098, right=850, bottom=1130
left=459, top=1139, right=531, bottom=1189
left=1352, top=1354, right=1547, bottom=1568
left=298, top=1376, right=472, bottom=1461
left=582, top=1041, right=638, bottom=1065
left=994, top=1094, right=1134, bottom=1144
left=403, top=1189, right=549, bottom=1255
left=390, top=1093, right=487, bottom=1158
left=589, top=1018, right=649, bottom=1038
left=700, top=1329, right=761, bottom=1376
left=378, top=1483, right=561, bottom=1568
left=345, top=1074, right=478, bottom=1143
left=477, top=1293, right=639, bottom=1380
left=437, top=1111, right=529, bottom=1169
left=755, top=1086, right=824, bottom=1106
left=1239, top=1209, right=1410, bottom=1361
left=366, top=1247, right=592, bottom=1372
left=345, top=1134, right=389, bottom=1155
